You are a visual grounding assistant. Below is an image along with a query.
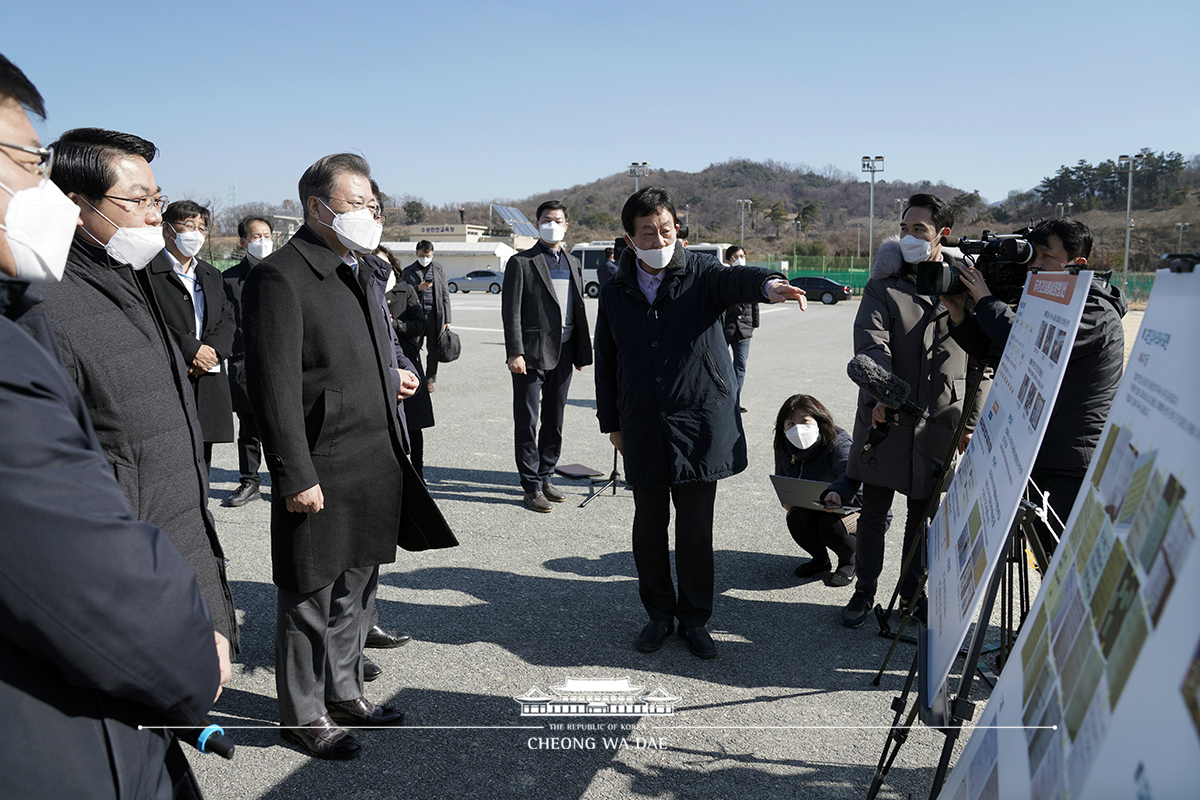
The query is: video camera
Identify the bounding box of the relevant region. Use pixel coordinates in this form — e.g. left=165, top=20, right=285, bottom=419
left=915, top=227, right=1035, bottom=304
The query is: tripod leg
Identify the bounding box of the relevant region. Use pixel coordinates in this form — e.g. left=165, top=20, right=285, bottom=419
left=867, top=650, right=922, bottom=800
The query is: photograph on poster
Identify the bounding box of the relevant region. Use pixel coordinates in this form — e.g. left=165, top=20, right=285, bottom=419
left=1182, top=638, right=1200, bottom=742
left=1041, top=324, right=1055, bottom=357
left=1030, top=393, right=1046, bottom=428
left=1023, top=383, right=1038, bottom=418
left=1050, top=327, right=1067, bottom=364
left=1017, top=374, right=1031, bottom=405
left=1036, top=320, right=1048, bottom=350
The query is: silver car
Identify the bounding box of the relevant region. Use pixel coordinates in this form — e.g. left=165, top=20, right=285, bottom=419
left=447, top=269, right=503, bottom=294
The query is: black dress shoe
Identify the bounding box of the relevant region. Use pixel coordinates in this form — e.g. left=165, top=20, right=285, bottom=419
left=678, top=624, right=717, bottom=659
left=224, top=481, right=260, bottom=507
left=541, top=481, right=566, bottom=502
left=327, top=696, right=405, bottom=728
left=635, top=619, right=674, bottom=653
left=794, top=558, right=832, bottom=578
left=280, top=715, right=361, bottom=759
left=365, top=625, right=412, bottom=649
left=363, top=654, right=381, bottom=682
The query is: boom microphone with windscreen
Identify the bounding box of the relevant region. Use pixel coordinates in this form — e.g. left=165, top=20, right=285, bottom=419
left=846, top=355, right=931, bottom=423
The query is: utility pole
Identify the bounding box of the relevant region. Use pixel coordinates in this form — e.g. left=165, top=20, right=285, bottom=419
left=861, top=156, right=884, bottom=263
left=1118, top=153, right=1145, bottom=294
left=736, top=199, right=752, bottom=248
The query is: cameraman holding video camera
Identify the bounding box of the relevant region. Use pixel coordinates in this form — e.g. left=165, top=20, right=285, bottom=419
left=942, top=217, right=1127, bottom=525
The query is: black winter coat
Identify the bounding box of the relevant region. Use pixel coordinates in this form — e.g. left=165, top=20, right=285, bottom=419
left=594, top=244, right=783, bottom=486
left=243, top=226, right=455, bottom=593
left=221, top=256, right=255, bottom=415
left=723, top=299, right=759, bottom=343
left=28, top=238, right=238, bottom=650
left=2, top=277, right=219, bottom=799
left=385, top=276, right=434, bottom=430
left=949, top=273, right=1127, bottom=478
left=774, top=427, right=863, bottom=506
left=147, top=251, right=236, bottom=442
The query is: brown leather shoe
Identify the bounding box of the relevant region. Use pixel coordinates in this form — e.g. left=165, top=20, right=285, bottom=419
left=327, top=696, right=405, bottom=728
left=523, top=491, right=552, bottom=513
left=280, top=714, right=361, bottom=759
left=541, top=481, right=566, bottom=502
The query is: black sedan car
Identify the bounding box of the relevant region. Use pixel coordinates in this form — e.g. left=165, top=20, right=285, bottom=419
left=788, top=276, right=853, bottom=304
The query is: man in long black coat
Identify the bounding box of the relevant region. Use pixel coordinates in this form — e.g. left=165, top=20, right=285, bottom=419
left=0, top=53, right=225, bottom=798
left=221, top=216, right=274, bottom=506
left=594, top=188, right=805, bottom=660
left=147, top=200, right=235, bottom=471
left=244, top=153, right=454, bottom=759
left=30, top=126, right=239, bottom=653
left=401, top=239, right=452, bottom=388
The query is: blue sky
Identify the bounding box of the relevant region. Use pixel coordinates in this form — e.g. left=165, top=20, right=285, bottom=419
left=7, top=0, right=1196, bottom=209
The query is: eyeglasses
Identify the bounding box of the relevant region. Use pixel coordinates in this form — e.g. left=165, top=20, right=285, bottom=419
left=0, top=141, right=54, bottom=180
left=103, top=194, right=169, bottom=214
left=169, top=220, right=208, bottom=234
left=324, top=195, right=383, bottom=221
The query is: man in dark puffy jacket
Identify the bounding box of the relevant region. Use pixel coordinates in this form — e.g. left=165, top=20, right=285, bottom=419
left=722, top=245, right=758, bottom=412
left=594, top=188, right=807, bottom=660
left=944, top=217, right=1126, bottom=526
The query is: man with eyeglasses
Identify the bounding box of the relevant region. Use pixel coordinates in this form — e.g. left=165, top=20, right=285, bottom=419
left=27, top=127, right=239, bottom=660
left=147, top=200, right=236, bottom=472
left=1, top=55, right=226, bottom=797
left=243, top=152, right=455, bottom=759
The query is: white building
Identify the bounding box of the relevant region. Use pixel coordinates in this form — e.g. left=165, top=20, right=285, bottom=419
left=380, top=240, right=518, bottom=277
left=514, top=677, right=678, bottom=716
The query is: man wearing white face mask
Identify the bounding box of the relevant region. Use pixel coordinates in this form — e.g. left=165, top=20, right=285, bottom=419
left=221, top=216, right=275, bottom=507
left=402, top=240, right=452, bottom=390
left=30, top=126, right=240, bottom=654
left=502, top=200, right=592, bottom=511
left=594, top=188, right=808, bottom=659
left=0, top=57, right=229, bottom=796
left=243, top=152, right=455, bottom=759
left=842, top=193, right=985, bottom=629
left=148, top=200, right=236, bottom=471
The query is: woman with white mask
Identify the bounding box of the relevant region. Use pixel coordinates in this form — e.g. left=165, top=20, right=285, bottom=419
left=773, top=393, right=864, bottom=586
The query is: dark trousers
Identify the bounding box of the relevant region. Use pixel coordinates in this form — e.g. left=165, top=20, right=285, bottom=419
left=231, top=382, right=262, bottom=485
left=631, top=481, right=718, bottom=626
left=854, top=483, right=923, bottom=599
left=424, top=317, right=440, bottom=382
left=729, top=338, right=751, bottom=404
left=1031, top=470, right=1083, bottom=529
left=787, top=507, right=857, bottom=576
left=409, top=426, right=425, bottom=481
left=511, top=338, right=574, bottom=493
left=275, top=564, right=377, bottom=726
left=202, top=442, right=213, bottom=473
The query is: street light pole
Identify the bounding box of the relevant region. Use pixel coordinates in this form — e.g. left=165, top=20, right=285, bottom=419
left=793, top=218, right=801, bottom=269
left=1177, top=222, right=1191, bottom=252
left=628, top=161, right=650, bottom=192
left=736, top=199, right=752, bottom=248
left=1118, top=153, right=1145, bottom=294
left=894, top=198, right=903, bottom=225
left=862, top=156, right=884, bottom=263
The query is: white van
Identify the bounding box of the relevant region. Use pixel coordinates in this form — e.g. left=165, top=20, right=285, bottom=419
left=569, top=240, right=616, bottom=297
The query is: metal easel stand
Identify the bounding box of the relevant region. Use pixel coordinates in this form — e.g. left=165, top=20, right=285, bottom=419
left=580, top=447, right=629, bottom=508
left=866, top=482, right=1063, bottom=800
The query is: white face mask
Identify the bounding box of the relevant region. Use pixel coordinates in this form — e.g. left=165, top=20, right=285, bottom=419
left=418, top=255, right=432, bottom=267
left=246, top=238, right=273, bottom=260
left=319, top=199, right=382, bottom=253
left=169, top=224, right=206, bottom=259
left=631, top=239, right=676, bottom=272
left=731, top=257, right=747, bottom=267
left=0, top=177, right=80, bottom=282
left=785, top=423, right=820, bottom=450
left=899, top=234, right=934, bottom=264
left=81, top=199, right=164, bottom=271
left=539, top=221, right=566, bottom=244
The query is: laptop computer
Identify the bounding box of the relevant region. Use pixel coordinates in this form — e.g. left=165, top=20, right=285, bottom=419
left=769, top=475, right=857, bottom=515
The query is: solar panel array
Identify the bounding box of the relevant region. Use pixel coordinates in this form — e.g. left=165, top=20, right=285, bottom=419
left=492, top=205, right=540, bottom=238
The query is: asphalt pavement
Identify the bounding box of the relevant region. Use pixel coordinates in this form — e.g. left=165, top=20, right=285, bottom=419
left=191, top=293, right=1014, bottom=800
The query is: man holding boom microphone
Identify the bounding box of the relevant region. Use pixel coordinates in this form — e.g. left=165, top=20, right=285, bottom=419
left=843, top=193, right=985, bottom=629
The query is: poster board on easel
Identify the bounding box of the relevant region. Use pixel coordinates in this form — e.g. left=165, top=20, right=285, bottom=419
left=940, top=267, right=1200, bottom=799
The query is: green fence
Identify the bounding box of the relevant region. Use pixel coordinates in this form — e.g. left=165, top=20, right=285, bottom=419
left=750, top=256, right=872, bottom=294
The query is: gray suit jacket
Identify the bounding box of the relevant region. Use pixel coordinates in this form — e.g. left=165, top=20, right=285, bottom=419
left=501, top=244, right=592, bottom=371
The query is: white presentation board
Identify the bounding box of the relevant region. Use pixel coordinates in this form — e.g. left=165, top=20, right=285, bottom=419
left=925, top=272, right=1090, bottom=703
left=941, top=267, right=1200, bottom=799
